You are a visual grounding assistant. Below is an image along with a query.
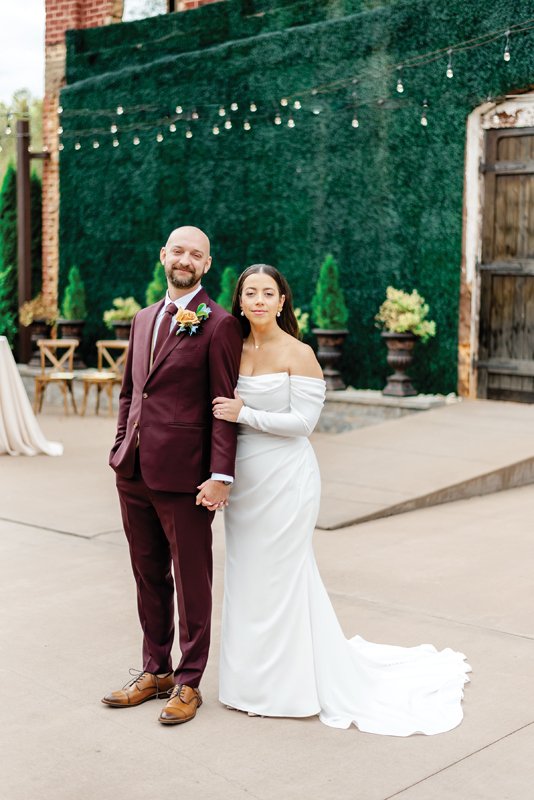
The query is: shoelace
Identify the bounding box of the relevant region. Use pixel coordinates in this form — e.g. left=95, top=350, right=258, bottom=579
left=168, top=683, right=185, bottom=700
left=123, top=668, right=149, bottom=690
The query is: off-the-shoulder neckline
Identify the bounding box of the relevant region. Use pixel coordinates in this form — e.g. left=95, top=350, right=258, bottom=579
left=238, top=372, right=325, bottom=382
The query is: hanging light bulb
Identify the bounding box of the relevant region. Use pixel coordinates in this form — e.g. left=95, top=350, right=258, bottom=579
left=312, top=104, right=322, bottom=115
left=133, top=135, right=140, bottom=145
left=280, top=98, right=288, bottom=107
left=224, top=120, right=232, bottom=129
left=113, top=138, right=119, bottom=147
left=396, top=67, right=404, bottom=93
left=230, top=102, right=238, bottom=111
left=175, top=105, right=183, bottom=114
left=75, top=141, right=81, bottom=150
left=186, top=128, right=193, bottom=139
left=191, top=110, right=199, bottom=120
left=5, top=125, right=11, bottom=135
left=293, top=100, right=302, bottom=110
left=274, top=114, right=282, bottom=125
left=57, top=126, right=63, bottom=134
left=446, top=49, right=454, bottom=78
left=57, top=105, right=63, bottom=114
left=352, top=115, right=359, bottom=128
left=249, top=101, right=257, bottom=113
left=156, top=132, right=164, bottom=142
left=212, top=125, right=220, bottom=135
left=169, top=122, right=177, bottom=133
left=116, top=105, right=124, bottom=115
left=287, top=115, right=295, bottom=128
left=110, top=123, right=118, bottom=133
left=503, top=30, right=511, bottom=62
left=58, top=143, right=64, bottom=151
left=218, top=106, right=226, bottom=117
left=420, top=99, right=429, bottom=127
left=244, top=119, right=251, bottom=131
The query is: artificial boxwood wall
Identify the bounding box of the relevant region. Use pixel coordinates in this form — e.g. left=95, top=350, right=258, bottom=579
left=59, top=0, right=534, bottom=389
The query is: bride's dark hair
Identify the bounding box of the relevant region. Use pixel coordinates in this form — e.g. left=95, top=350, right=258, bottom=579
left=232, top=264, right=300, bottom=339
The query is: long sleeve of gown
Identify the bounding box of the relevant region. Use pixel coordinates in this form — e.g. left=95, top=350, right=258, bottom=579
left=237, top=375, right=326, bottom=438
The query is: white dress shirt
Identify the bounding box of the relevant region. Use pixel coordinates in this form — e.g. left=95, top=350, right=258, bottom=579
left=152, top=287, right=233, bottom=485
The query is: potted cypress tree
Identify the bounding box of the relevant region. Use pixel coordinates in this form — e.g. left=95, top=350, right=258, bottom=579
left=145, top=262, right=167, bottom=305
left=311, top=254, right=349, bottom=390
left=216, top=266, right=238, bottom=312
left=375, top=287, right=436, bottom=396
left=57, top=266, right=88, bottom=367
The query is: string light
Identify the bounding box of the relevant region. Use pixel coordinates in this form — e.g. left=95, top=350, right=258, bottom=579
left=175, top=105, right=183, bottom=114
left=396, top=67, right=404, bottom=94
left=230, top=102, right=238, bottom=111
left=92, top=140, right=100, bottom=148
left=169, top=122, right=177, bottom=132
left=156, top=132, right=164, bottom=142
left=287, top=115, right=295, bottom=128
left=420, top=99, right=429, bottom=126
left=244, top=119, right=251, bottom=130
left=116, top=105, right=124, bottom=115
left=312, top=104, right=322, bottom=115
left=57, top=105, right=63, bottom=114
left=294, top=100, right=302, bottom=110
left=352, top=115, right=359, bottom=128
left=280, top=98, right=288, bottom=107
left=224, top=119, right=232, bottom=129
left=218, top=106, right=226, bottom=117
left=212, top=125, right=220, bottom=135
left=503, top=29, right=511, bottom=61
left=58, top=142, right=64, bottom=151
left=110, top=123, right=118, bottom=133
left=133, top=135, right=140, bottom=145
left=5, top=125, right=11, bottom=135
left=113, top=138, right=119, bottom=147
left=57, top=126, right=63, bottom=134
left=186, top=127, right=193, bottom=138
left=274, top=114, right=282, bottom=125
left=446, top=48, right=454, bottom=78
left=191, top=110, right=199, bottom=120
left=249, top=102, right=257, bottom=112
left=75, top=142, right=81, bottom=150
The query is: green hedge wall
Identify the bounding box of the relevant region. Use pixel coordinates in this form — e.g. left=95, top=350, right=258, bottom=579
left=59, top=0, right=534, bottom=389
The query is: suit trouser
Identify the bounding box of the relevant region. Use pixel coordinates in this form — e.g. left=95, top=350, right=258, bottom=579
left=116, top=459, right=215, bottom=688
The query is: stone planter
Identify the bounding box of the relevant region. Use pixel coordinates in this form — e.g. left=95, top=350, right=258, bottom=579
left=312, top=328, right=348, bottom=391
left=381, top=331, right=418, bottom=397
left=111, top=320, right=132, bottom=340
left=56, top=319, right=86, bottom=368
left=27, top=320, right=53, bottom=367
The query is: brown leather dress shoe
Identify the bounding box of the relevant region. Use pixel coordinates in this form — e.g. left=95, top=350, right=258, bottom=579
left=101, top=670, right=175, bottom=707
left=158, top=684, right=202, bottom=725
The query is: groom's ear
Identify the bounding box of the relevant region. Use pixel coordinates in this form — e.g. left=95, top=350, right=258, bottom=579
left=160, top=246, right=166, bottom=265
left=203, top=256, right=212, bottom=275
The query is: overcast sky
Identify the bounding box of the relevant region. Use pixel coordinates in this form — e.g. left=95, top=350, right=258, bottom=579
left=0, top=1, right=166, bottom=106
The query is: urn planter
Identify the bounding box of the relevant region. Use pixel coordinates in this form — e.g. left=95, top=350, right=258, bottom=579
left=381, top=331, right=418, bottom=397
left=56, top=319, right=86, bottom=368
left=28, top=320, right=53, bottom=366
left=312, top=328, right=348, bottom=391
left=111, top=320, right=132, bottom=340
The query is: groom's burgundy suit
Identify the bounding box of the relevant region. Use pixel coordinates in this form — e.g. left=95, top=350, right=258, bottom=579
left=110, top=288, right=242, bottom=687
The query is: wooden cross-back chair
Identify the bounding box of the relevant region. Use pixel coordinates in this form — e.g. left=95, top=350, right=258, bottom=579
left=80, top=339, right=129, bottom=416
left=34, top=339, right=79, bottom=415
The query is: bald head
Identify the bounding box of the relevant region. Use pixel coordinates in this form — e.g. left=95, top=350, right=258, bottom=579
left=160, top=226, right=212, bottom=298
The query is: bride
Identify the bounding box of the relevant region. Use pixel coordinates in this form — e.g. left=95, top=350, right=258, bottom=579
left=211, top=264, right=470, bottom=735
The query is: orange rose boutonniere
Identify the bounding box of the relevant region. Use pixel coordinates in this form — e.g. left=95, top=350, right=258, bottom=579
left=175, top=303, right=211, bottom=336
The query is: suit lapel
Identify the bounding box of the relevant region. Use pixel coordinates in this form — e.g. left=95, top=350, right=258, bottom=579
left=148, top=288, right=211, bottom=376
left=141, top=300, right=164, bottom=379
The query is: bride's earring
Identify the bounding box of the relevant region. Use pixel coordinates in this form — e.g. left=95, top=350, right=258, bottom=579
left=240, top=310, right=244, bottom=316
left=277, top=310, right=282, bottom=317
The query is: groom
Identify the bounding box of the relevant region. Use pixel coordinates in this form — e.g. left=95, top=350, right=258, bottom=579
left=103, top=226, right=242, bottom=725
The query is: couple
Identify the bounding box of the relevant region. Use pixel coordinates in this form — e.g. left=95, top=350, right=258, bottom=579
left=103, top=225, right=470, bottom=734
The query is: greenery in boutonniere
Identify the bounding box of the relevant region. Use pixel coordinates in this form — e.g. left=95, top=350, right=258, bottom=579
left=175, top=303, right=211, bottom=335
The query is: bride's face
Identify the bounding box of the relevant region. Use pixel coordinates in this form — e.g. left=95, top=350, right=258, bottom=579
left=240, top=273, right=284, bottom=326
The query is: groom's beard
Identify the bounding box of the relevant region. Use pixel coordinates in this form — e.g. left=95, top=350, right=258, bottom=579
left=166, top=265, right=199, bottom=290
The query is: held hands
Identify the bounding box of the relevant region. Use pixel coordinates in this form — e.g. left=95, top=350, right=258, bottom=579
left=196, top=479, right=231, bottom=511
left=212, top=389, right=244, bottom=423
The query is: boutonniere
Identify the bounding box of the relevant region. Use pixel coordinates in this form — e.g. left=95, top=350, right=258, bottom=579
left=175, top=303, right=211, bottom=336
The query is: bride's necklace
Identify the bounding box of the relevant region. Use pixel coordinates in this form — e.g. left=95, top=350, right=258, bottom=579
left=251, top=335, right=282, bottom=350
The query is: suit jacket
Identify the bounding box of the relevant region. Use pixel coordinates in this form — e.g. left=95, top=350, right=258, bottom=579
left=109, top=288, right=243, bottom=493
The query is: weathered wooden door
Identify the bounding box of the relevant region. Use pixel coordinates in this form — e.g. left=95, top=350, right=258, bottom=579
left=477, top=127, right=534, bottom=402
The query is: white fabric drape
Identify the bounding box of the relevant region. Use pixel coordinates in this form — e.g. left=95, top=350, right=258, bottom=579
left=0, top=336, right=63, bottom=457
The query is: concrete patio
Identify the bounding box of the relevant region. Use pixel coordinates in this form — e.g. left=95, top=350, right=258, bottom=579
left=1, top=406, right=533, bottom=799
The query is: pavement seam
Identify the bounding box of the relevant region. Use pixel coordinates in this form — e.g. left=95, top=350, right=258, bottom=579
left=0, top=516, right=120, bottom=540
left=380, top=719, right=534, bottom=799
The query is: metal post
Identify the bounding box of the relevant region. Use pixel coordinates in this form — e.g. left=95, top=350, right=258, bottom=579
left=16, top=119, right=32, bottom=363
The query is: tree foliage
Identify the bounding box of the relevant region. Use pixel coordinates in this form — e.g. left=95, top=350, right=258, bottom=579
left=311, top=255, right=349, bottom=330
left=145, top=261, right=167, bottom=305
left=61, top=265, right=88, bottom=320
left=216, top=266, right=238, bottom=312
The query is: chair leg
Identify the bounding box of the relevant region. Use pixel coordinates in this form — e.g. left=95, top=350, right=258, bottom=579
left=107, top=383, right=113, bottom=416
left=81, top=382, right=88, bottom=416
left=96, top=384, right=101, bottom=415
left=39, top=382, right=46, bottom=413
left=61, top=382, right=69, bottom=415
left=68, top=381, right=78, bottom=415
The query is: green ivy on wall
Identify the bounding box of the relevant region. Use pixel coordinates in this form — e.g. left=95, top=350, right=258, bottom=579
left=59, top=0, right=534, bottom=391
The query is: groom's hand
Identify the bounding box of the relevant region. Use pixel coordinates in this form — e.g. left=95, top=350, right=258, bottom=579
left=196, top=479, right=231, bottom=511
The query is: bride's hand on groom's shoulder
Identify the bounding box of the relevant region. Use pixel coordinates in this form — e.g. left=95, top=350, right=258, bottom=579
left=212, top=390, right=244, bottom=423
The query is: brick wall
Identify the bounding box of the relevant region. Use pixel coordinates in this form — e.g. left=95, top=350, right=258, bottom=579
left=42, top=0, right=221, bottom=305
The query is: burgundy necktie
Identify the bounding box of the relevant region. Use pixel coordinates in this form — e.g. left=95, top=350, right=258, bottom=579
left=152, top=302, right=178, bottom=362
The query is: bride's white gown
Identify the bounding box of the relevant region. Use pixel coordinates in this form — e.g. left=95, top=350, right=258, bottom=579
left=219, top=373, right=470, bottom=735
